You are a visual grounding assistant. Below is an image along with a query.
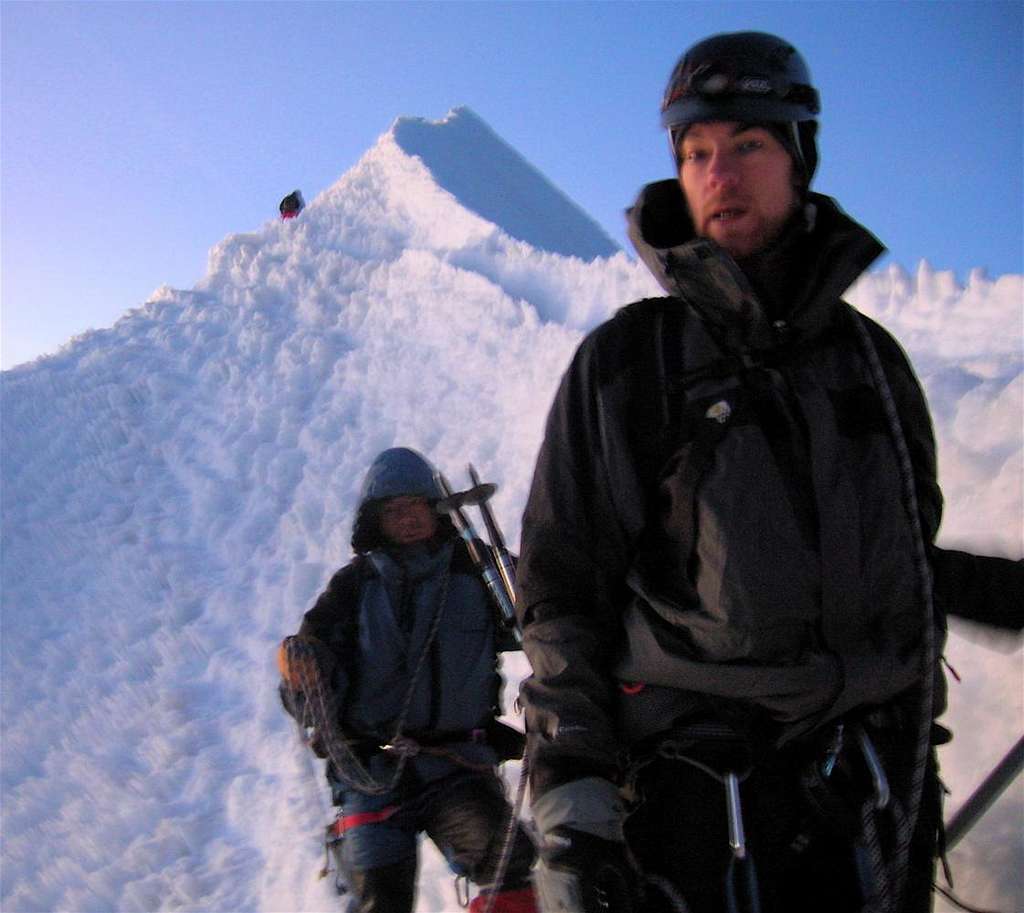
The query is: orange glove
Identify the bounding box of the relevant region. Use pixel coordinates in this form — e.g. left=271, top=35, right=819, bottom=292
left=277, top=637, right=321, bottom=689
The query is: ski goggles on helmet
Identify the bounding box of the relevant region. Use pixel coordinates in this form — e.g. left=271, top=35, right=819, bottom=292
left=661, top=62, right=820, bottom=131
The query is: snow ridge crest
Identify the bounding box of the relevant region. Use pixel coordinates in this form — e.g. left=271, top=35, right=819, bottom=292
left=386, top=106, right=619, bottom=261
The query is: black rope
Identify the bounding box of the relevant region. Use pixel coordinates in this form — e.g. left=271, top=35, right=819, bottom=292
left=852, top=313, right=936, bottom=912
left=933, top=882, right=1007, bottom=913
left=478, top=753, right=531, bottom=913
left=287, top=566, right=453, bottom=795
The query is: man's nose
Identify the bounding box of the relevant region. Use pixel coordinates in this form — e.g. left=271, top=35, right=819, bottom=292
left=707, top=151, right=740, bottom=187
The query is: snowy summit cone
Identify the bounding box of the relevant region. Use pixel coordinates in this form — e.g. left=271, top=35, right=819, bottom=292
left=391, top=107, right=618, bottom=260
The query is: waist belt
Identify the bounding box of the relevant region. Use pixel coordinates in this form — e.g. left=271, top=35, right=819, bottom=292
left=400, top=727, right=489, bottom=747
left=345, top=727, right=489, bottom=755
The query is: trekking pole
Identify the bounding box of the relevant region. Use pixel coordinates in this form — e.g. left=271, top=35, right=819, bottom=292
left=944, top=733, right=1024, bottom=850
left=468, top=464, right=517, bottom=607
left=434, top=472, right=520, bottom=642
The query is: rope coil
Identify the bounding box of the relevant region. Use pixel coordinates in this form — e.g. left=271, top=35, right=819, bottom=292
left=283, top=567, right=453, bottom=795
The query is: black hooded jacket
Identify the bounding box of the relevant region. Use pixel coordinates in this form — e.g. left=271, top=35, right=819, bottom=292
left=515, top=181, right=1022, bottom=796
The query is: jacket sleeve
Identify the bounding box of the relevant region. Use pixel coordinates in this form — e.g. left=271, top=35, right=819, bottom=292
left=931, top=548, right=1024, bottom=632
left=516, top=330, right=635, bottom=797
left=278, top=564, right=358, bottom=725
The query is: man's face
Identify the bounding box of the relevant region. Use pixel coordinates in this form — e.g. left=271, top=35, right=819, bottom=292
left=678, top=122, right=799, bottom=259
left=379, top=495, right=438, bottom=546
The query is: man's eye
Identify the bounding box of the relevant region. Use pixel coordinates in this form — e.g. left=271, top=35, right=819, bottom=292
left=682, top=149, right=707, bottom=163
left=738, top=139, right=764, bottom=153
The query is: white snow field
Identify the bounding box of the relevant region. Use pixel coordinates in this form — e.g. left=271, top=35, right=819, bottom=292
left=2, top=107, right=1021, bottom=913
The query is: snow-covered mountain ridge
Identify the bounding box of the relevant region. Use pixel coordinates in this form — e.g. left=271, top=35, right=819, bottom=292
left=2, top=108, right=1021, bottom=913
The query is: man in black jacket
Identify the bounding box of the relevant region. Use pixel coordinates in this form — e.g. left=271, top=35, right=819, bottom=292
left=515, top=32, right=1022, bottom=913
left=279, top=448, right=537, bottom=913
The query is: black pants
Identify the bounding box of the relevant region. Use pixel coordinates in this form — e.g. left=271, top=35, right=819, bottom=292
left=340, top=770, right=535, bottom=913
left=624, top=748, right=940, bottom=913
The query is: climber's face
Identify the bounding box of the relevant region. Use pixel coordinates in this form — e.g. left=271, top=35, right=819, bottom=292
left=379, top=495, right=438, bottom=546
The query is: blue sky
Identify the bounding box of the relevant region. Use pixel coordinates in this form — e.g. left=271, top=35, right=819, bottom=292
left=2, top=0, right=1021, bottom=369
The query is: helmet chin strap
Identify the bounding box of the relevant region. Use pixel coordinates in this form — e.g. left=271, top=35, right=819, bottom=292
left=669, top=130, right=684, bottom=168
left=785, top=121, right=809, bottom=181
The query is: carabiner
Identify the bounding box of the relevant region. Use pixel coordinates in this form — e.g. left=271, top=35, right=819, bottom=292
left=855, top=726, right=890, bottom=811
left=725, top=771, right=747, bottom=860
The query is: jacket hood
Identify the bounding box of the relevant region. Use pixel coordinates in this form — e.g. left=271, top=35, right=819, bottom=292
left=358, top=447, right=441, bottom=506
left=352, top=448, right=448, bottom=554
left=626, top=180, right=884, bottom=349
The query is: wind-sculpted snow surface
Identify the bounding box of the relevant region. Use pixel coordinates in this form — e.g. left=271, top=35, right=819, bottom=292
left=1, top=109, right=1021, bottom=913
left=849, top=264, right=1023, bottom=557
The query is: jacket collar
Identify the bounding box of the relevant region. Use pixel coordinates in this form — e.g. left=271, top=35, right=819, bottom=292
left=626, top=180, right=884, bottom=351
left=369, top=538, right=454, bottom=583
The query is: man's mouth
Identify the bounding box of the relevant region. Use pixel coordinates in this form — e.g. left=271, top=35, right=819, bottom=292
left=711, top=207, right=746, bottom=223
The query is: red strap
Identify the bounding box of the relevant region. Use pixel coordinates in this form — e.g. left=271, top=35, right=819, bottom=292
left=469, top=886, right=537, bottom=913
left=620, top=681, right=646, bottom=695
left=331, top=805, right=399, bottom=836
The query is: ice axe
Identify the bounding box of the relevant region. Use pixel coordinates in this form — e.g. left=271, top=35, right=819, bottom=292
left=435, top=467, right=520, bottom=643
left=468, top=465, right=517, bottom=608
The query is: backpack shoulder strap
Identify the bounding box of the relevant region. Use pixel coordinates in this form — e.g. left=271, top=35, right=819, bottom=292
left=615, top=297, right=746, bottom=493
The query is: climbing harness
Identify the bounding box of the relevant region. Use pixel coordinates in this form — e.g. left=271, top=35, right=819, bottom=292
left=320, top=813, right=354, bottom=895
left=624, top=716, right=915, bottom=913
left=379, top=732, right=497, bottom=774
left=798, top=719, right=908, bottom=911
left=652, top=733, right=760, bottom=913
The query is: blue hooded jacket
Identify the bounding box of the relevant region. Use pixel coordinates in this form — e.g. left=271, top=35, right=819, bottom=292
left=295, top=448, right=504, bottom=782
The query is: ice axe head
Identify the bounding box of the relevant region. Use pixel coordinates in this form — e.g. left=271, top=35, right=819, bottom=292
left=434, top=482, right=497, bottom=515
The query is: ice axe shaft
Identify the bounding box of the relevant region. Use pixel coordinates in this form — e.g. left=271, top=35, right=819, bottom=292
left=945, top=733, right=1024, bottom=849
left=468, top=464, right=517, bottom=607
left=435, top=472, right=520, bottom=642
